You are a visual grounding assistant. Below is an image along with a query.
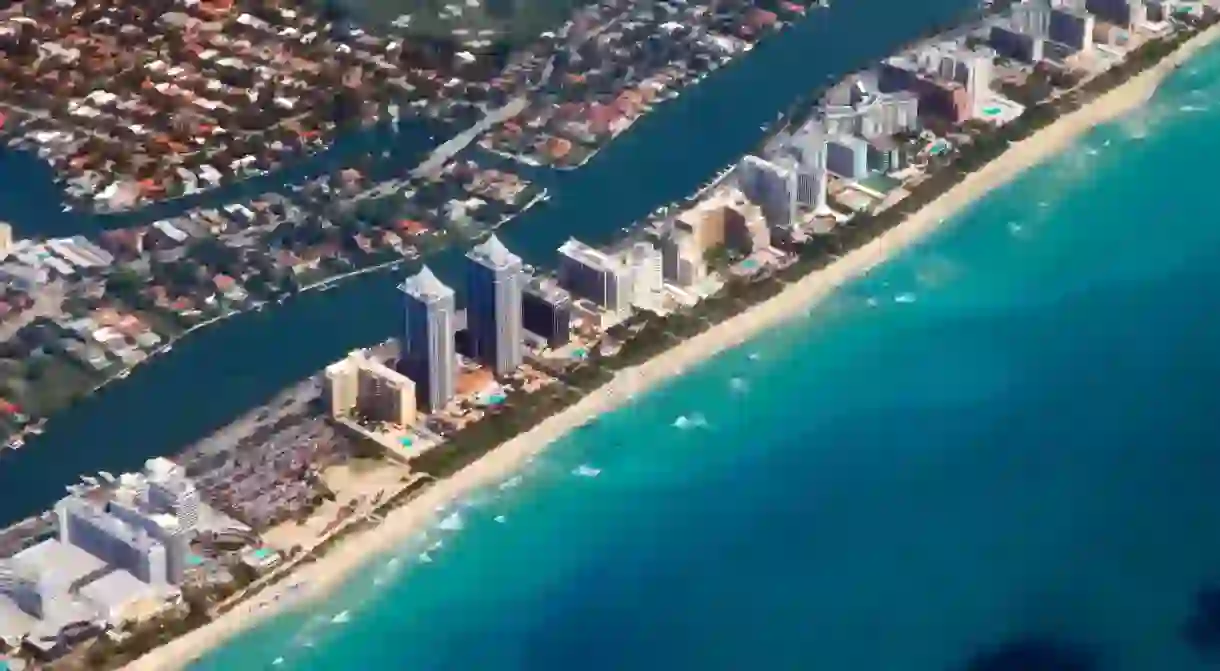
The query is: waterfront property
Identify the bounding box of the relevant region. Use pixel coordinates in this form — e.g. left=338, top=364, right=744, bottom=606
left=0, top=0, right=532, bottom=213
left=2, top=1, right=1218, bottom=665
left=0, top=458, right=245, bottom=656
left=465, top=234, right=525, bottom=376
left=399, top=267, right=458, bottom=413
left=478, top=0, right=826, bottom=168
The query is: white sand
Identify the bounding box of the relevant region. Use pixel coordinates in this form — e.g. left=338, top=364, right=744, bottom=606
left=122, top=24, right=1220, bottom=671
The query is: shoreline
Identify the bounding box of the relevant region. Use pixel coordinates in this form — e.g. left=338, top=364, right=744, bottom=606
left=121, top=23, right=1220, bottom=671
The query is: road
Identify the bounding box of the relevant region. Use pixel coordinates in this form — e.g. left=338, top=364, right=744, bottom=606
left=349, top=95, right=530, bottom=203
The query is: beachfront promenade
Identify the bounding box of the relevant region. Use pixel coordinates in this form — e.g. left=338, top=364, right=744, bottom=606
left=105, top=15, right=1220, bottom=671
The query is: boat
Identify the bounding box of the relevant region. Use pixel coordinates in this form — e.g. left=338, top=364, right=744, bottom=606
left=6, top=437, right=23, bottom=450
left=27, top=419, right=46, bottom=435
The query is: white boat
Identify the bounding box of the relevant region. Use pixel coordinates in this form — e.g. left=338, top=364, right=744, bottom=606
left=6, top=437, right=23, bottom=450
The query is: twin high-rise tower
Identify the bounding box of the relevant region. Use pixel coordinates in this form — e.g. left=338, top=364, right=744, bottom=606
left=399, top=234, right=525, bottom=413
left=400, top=265, right=457, bottom=413
left=466, top=235, right=525, bottom=376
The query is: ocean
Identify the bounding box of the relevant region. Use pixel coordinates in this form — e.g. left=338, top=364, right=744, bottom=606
left=186, top=35, right=1220, bottom=671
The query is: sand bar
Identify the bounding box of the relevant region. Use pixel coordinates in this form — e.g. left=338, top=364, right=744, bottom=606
left=122, top=22, right=1220, bottom=671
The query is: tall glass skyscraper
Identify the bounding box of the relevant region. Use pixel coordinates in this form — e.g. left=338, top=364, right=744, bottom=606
left=400, top=266, right=457, bottom=412
left=465, top=235, right=525, bottom=376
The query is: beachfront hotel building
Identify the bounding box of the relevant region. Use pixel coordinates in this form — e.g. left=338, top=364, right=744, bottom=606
left=626, top=242, right=665, bottom=311
left=0, top=497, right=176, bottom=643
left=325, top=356, right=359, bottom=418
left=661, top=227, right=707, bottom=288
left=990, top=22, right=1046, bottom=63
left=989, top=2, right=1058, bottom=63
left=557, top=238, right=633, bottom=314
left=906, top=43, right=994, bottom=117
left=325, top=350, right=418, bottom=427
left=880, top=42, right=992, bottom=121
left=1049, top=5, right=1096, bottom=51
left=465, top=234, right=525, bottom=377
left=1086, top=0, right=1146, bottom=27
left=722, top=199, right=771, bottom=255
left=1011, top=0, right=1054, bottom=36
left=357, top=355, right=417, bottom=427
left=400, top=266, right=457, bottom=413
left=783, top=120, right=834, bottom=216
left=106, top=497, right=189, bottom=585
left=56, top=495, right=169, bottom=585
left=827, top=135, right=871, bottom=180
left=736, top=155, right=797, bottom=229
left=821, top=76, right=920, bottom=141
left=522, top=277, right=573, bottom=347
left=143, top=457, right=200, bottom=533
left=0, top=461, right=210, bottom=643
left=673, top=202, right=727, bottom=255
left=0, top=541, right=107, bottom=641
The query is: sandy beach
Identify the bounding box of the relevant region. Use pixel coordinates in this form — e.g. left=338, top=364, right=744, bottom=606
left=122, top=23, right=1220, bottom=671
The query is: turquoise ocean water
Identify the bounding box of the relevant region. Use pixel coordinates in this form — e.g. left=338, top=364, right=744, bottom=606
left=189, top=44, right=1220, bottom=671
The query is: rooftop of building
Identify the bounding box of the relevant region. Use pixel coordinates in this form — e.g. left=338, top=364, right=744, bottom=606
left=558, top=238, right=624, bottom=270
left=828, top=134, right=872, bottom=148
left=64, top=495, right=175, bottom=555
left=13, top=539, right=107, bottom=590
left=346, top=350, right=414, bottom=389
left=626, top=241, right=662, bottom=265
left=77, top=569, right=154, bottom=617
left=399, top=265, right=455, bottom=302
left=823, top=71, right=882, bottom=107
left=526, top=276, right=571, bottom=303
left=144, top=457, right=181, bottom=480
left=467, top=234, right=522, bottom=270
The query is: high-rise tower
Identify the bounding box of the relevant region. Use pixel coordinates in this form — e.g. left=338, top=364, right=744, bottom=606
left=465, top=235, right=525, bottom=376
left=400, top=266, right=456, bottom=412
